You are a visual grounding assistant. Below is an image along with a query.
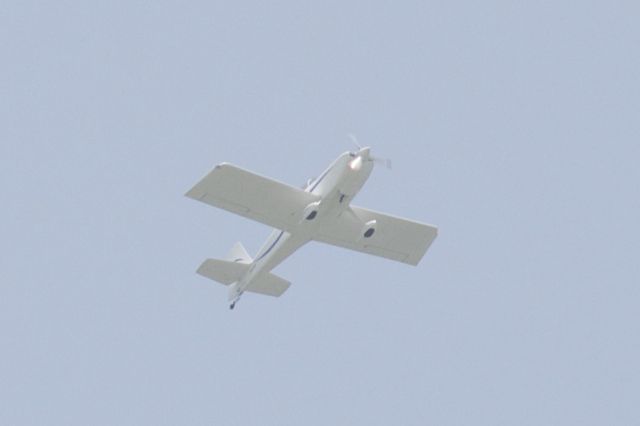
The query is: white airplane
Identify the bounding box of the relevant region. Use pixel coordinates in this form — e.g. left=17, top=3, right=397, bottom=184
left=186, top=147, right=438, bottom=309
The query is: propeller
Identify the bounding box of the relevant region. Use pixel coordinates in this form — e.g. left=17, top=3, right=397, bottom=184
left=373, top=157, right=392, bottom=170
left=347, top=133, right=392, bottom=170
left=347, top=133, right=362, bottom=151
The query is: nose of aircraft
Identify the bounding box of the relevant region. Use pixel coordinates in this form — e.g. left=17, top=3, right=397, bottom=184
left=348, top=147, right=376, bottom=172
left=359, top=147, right=371, bottom=159
left=349, top=154, right=363, bottom=171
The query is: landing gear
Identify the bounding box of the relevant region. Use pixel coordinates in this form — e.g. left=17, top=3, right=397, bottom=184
left=230, top=302, right=236, bottom=310
left=339, top=193, right=346, bottom=203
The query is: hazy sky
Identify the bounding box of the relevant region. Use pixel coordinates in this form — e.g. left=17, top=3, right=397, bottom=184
left=1, top=1, right=639, bottom=424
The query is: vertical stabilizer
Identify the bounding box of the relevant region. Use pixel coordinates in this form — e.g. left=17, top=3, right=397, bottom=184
left=227, top=242, right=252, bottom=263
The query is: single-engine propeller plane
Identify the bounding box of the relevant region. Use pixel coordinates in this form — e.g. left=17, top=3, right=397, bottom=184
left=186, top=147, right=438, bottom=309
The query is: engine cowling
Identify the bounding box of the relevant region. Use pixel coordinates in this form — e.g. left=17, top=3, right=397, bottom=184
left=302, top=201, right=321, bottom=221
left=362, top=220, right=377, bottom=239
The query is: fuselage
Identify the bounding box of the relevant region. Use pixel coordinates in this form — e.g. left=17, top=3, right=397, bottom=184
left=236, top=148, right=374, bottom=294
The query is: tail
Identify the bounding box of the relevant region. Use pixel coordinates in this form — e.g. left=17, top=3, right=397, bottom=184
left=196, top=242, right=291, bottom=301
left=226, top=241, right=252, bottom=263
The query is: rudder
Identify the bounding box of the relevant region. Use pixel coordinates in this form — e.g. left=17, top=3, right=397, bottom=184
left=227, top=242, right=252, bottom=263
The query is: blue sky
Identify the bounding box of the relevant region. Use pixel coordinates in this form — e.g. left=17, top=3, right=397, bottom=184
left=1, top=1, right=639, bottom=424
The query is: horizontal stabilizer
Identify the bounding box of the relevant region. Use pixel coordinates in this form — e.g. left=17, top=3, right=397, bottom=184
left=197, top=258, right=248, bottom=285
left=246, top=273, right=291, bottom=297
left=197, top=258, right=291, bottom=297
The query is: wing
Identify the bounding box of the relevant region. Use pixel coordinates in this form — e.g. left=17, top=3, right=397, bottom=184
left=314, top=206, right=438, bottom=266
left=186, top=163, right=320, bottom=231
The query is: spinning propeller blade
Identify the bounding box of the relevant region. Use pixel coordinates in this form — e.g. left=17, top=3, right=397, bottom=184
left=347, top=134, right=392, bottom=170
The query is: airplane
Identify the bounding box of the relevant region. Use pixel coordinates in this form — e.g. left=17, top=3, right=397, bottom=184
left=185, top=147, right=438, bottom=309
